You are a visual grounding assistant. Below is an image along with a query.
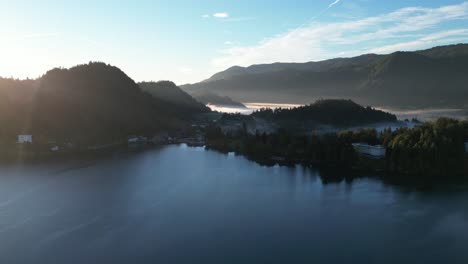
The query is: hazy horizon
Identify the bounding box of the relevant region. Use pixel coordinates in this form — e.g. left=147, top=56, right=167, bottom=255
left=1, top=0, right=468, bottom=84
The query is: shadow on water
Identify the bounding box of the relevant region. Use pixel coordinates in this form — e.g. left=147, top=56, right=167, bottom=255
left=1, top=143, right=467, bottom=194
left=205, top=146, right=468, bottom=193
left=0, top=143, right=467, bottom=264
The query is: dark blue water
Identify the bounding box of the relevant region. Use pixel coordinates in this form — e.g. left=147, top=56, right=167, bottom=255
left=0, top=144, right=467, bottom=263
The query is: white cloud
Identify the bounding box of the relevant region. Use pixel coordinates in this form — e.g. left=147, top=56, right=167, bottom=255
left=368, top=29, right=468, bottom=54
left=221, top=17, right=254, bottom=22
left=212, top=2, right=468, bottom=70
left=202, top=12, right=252, bottom=22
left=224, top=41, right=233, bottom=45
left=328, top=0, right=341, bottom=8
left=213, top=12, right=229, bottom=18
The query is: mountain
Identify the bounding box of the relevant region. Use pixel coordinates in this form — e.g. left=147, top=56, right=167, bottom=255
left=181, top=44, right=468, bottom=108
left=139, top=81, right=210, bottom=113
left=189, top=91, right=246, bottom=108
left=0, top=62, right=207, bottom=145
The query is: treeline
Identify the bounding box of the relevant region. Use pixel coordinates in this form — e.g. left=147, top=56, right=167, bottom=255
left=205, top=118, right=468, bottom=177
left=384, top=118, right=468, bottom=176
left=205, top=126, right=356, bottom=167
left=339, top=118, right=468, bottom=176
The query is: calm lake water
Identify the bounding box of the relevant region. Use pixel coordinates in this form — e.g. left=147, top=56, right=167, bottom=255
left=0, top=144, right=467, bottom=263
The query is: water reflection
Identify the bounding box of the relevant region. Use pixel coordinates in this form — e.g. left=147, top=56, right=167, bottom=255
left=0, top=144, right=466, bottom=263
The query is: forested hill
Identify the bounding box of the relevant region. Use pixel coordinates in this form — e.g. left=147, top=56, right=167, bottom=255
left=0, top=62, right=208, bottom=144
left=181, top=44, right=468, bottom=108
left=139, top=81, right=210, bottom=113
left=252, top=99, right=397, bottom=126
left=189, top=91, right=246, bottom=108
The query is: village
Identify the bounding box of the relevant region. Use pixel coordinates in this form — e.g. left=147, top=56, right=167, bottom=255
left=7, top=117, right=468, bottom=169
left=10, top=124, right=207, bottom=157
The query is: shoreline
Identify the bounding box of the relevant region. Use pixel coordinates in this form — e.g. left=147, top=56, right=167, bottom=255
left=1, top=142, right=467, bottom=182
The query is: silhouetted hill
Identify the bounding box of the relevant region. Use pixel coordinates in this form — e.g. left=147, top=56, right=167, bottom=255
left=417, top=44, right=468, bottom=58
left=252, top=99, right=397, bottom=126
left=190, top=91, right=246, bottom=108
left=205, top=53, right=382, bottom=82
left=182, top=44, right=468, bottom=108
left=0, top=63, right=207, bottom=145
left=139, top=81, right=210, bottom=113
left=0, top=78, right=39, bottom=143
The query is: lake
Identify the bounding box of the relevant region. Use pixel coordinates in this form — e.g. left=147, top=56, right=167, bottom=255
left=0, top=144, right=467, bottom=263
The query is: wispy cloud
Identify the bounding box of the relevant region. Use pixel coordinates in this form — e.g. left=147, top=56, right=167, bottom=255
left=212, top=2, right=468, bottom=70
left=328, top=0, right=341, bottom=8
left=368, top=29, right=468, bottom=54
left=221, top=17, right=254, bottom=23
left=202, top=12, right=251, bottom=22
left=213, top=12, right=229, bottom=18
left=308, top=0, right=344, bottom=22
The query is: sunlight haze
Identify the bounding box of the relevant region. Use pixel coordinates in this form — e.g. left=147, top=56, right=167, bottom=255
left=1, top=0, right=468, bottom=84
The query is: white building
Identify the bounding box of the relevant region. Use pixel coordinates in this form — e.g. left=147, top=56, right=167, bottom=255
left=128, top=137, right=139, bottom=144
left=352, top=143, right=386, bottom=158
left=128, top=136, right=148, bottom=145
left=17, top=135, right=32, bottom=144
left=50, top=145, right=60, bottom=152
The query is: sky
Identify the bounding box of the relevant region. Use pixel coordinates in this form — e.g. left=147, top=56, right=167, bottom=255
left=1, top=0, right=468, bottom=84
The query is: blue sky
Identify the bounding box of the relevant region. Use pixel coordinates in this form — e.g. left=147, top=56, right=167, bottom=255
left=1, top=0, right=467, bottom=84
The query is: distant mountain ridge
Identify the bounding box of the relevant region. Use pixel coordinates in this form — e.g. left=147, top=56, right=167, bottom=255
left=181, top=44, right=468, bottom=108
left=205, top=53, right=382, bottom=82
left=139, top=81, right=210, bottom=113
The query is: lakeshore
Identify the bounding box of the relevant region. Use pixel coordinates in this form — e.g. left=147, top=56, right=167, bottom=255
left=0, top=144, right=467, bottom=264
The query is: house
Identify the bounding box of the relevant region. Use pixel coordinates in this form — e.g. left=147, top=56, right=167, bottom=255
left=17, top=135, right=32, bottom=144
left=128, top=136, right=148, bottom=146
left=128, top=137, right=139, bottom=144
left=352, top=143, right=386, bottom=159
left=50, top=145, right=60, bottom=152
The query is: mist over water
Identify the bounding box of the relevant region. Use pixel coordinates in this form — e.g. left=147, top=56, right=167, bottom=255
left=376, top=108, right=468, bottom=121
left=207, top=102, right=302, bottom=114
left=209, top=103, right=468, bottom=121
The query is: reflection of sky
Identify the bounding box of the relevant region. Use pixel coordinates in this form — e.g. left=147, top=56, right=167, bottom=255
left=0, top=145, right=467, bottom=262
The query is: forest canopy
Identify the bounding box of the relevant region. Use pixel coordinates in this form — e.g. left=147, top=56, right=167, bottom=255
left=251, top=99, right=397, bottom=126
